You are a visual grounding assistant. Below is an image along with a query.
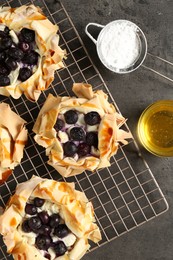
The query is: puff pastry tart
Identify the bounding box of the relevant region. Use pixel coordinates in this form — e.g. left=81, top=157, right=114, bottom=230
left=0, top=5, right=66, bottom=101
left=0, top=102, right=27, bottom=184
left=0, top=175, right=101, bottom=260
left=33, top=83, right=132, bottom=177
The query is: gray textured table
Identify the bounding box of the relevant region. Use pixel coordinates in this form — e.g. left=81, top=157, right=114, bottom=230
left=59, top=1, right=173, bottom=260
left=0, top=1, right=172, bottom=260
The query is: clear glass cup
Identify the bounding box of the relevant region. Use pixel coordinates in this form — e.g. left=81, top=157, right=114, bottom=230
left=137, top=100, right=173, bottom=157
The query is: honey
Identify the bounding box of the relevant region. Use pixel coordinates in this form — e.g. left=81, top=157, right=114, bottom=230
left=137, top=100, right=173, bottom=156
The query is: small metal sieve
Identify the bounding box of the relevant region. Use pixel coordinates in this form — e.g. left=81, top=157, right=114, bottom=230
left=85, top=20, right=147, bottom=74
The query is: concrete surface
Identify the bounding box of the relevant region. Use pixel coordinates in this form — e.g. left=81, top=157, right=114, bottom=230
left=57, top=1, right=173, bottom=260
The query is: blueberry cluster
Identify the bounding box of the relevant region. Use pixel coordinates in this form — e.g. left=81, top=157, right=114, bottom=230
left=0, top=26, right=39, bottom=86
left=54, top=110, right=101, bottom=157
left=21, top=198, right=70, bottom=259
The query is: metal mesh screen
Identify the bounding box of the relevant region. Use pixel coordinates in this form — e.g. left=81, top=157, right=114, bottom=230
left=0, top=0, right=168, bottom=259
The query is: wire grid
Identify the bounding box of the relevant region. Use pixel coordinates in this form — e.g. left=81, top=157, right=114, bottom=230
left=0, top=0, right=169, bottom=259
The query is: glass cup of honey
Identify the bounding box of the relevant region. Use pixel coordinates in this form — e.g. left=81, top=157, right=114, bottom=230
left=137, top=100, right=173, bottom=157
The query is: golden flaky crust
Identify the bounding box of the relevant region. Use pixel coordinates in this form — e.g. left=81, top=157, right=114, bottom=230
left=0, top=103, right=28, bottom=184
left=33, top=83, right=132, bottom=177
left=0, top=5, right=66, bottom=101
left=0, top=175, right=101, bottom=260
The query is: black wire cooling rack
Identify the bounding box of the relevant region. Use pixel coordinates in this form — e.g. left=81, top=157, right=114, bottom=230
left=0, top=0, right=169, bottom=259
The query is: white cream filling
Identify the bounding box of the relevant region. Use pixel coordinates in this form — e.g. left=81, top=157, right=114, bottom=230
left=87, top=124, right=99, bottom=132
left=76, top=113, right=85, bottom=126
left=57, top=131, right=69, bottom=143
left=9, top=30, right=19, bottom=44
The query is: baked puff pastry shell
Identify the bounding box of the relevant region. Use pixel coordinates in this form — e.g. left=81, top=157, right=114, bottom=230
left=0, top=5, right=66, bottom=101
left=33, top=83, right=132, bottom=177
left=0, top=175, right=101, bottom=260
left=0, top=103, right=27, bottom=184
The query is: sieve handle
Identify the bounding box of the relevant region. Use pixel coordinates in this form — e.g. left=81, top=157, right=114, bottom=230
left=85, top=22, right=104, bottom=44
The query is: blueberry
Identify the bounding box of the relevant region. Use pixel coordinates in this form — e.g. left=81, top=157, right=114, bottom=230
left=44, top=252, right=51, bottom=260
left=18, top=68, right=32, bottom=82
left=63, top=141, right=77, bottom=157
left=38, top=225, right=51, bottom=235
left=84, top=112, right=101, bottom=125
left=54, top=118, right=65, bottom=131
left=0, top=75, right=10, bottom=86
left=7, top=47, right=24, bottom=61
left=0, top=37, right=12, bottom=50
left=0, top=31, right=6, bottom=38
left=0, top=64, right=9, bottom=75
left=70, top=127, right=85, bottom=141
left=53, top=241, right=67, bottom=257
left=77, top=143, right=91, bottom=157
left=36, top=234, right=52, bottom=250
left=0, top=52, right=6, bottom=62
left=64, top=110, right=78, bottom=124
left=54, top=224, right=69, bottom=238
left=19, top=42, right=31, bottom=52
left=28, top=217, right=42, bottom=231
left=5, top=58, right=18, bottom=71
left=34, top=197, right=45, bottom=207
left=38, top=211, right=49, bottom=224
left=25, top=204, right=37, bottom=215
left=49, top=213, right=61, bottom=228
left=22, top=50, right=39, bottom=65
left=21, top=219, right=32, bottom=233
left=86, top=132, right=98, bottom=148
left=4, top=26, right=9, bottom=34
left=0, top=27, right=9, bottom=37
left=20, top=28, right=35, bottom=43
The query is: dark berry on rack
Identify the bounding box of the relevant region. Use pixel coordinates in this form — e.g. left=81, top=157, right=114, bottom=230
left=18, top=67, right=32, bottom=82
left=34, top=197, right=45, bottom=207
left=77, top=143, right=91, bottom=157
left=54, top=224, right=69, bottom=238
left=22, top=50, right=39, bottom=65
left=0, top=52, right=6, bottom=62
left=0, top=64, right=9, bottom=75
left=19, top=42, right=31, bottom=52
left=35, top=234, right=52, bottom=250
left=20, top=28, right=35, bottom=43
left=0, top=75, right=10, bottom=86
left=5, top=58, right=18, bottom=71
left=0, top=37, right=12, bottom=50
left=63, top=141, right=77, bottom=157
left=84, top=112, right=101, bottom=125
left=25, top=204, right=37, bottom=215
left=64, top=110, right=78, bottom=124
left=53, top=241, right=67, bottom=257
left=7, top=47, right=24, bottom=61
left=22, top=219, right=32, bottom=233
left=70, top=127, right=85, bottom=141
left=38, top=211, right=49, bottom=224
left=54, top=118, right=65, bottom=131
left=28, top=217, right=42, bottom=230
left=86, top=132, right=98, bottom=148
left=49, top=213, right=61, bottom=228
left=38, top=225, right=51, bottom=235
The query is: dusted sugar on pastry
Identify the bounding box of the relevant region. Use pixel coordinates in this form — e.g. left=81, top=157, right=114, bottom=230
left=0, top=175, right=101, bottom=260
left=33, top=83, right=132, bottom=177
left=0, top=5, right=66, bottom=101
left=0, top=102, right=27, bottom=184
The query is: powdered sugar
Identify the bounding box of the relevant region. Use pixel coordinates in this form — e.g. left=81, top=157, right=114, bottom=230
left=98, top=20, right=140, bottom=70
